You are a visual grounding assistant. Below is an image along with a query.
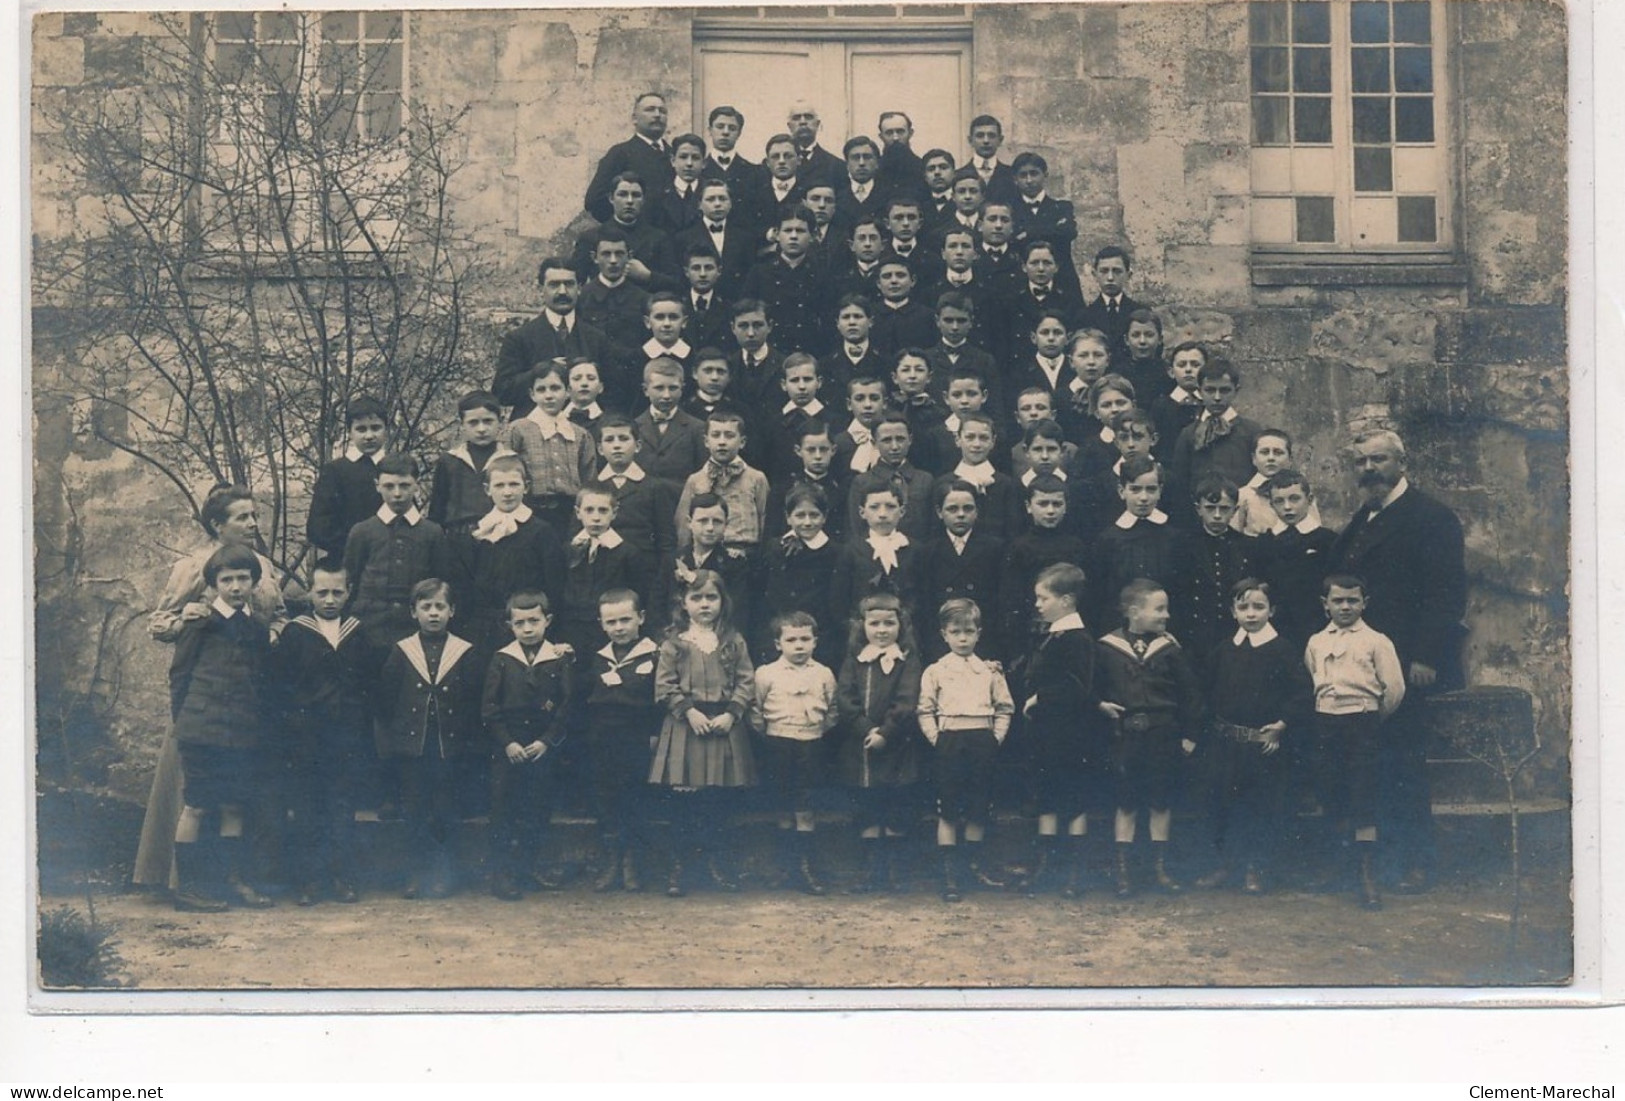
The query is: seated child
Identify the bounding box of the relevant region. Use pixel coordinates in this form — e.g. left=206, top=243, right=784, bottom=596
left=453, top=455, right=567, bottom=655
left=167, top=545, right=278, bottom=912
left=1304, top=574, right=1406, bottom=911
left=832, top=482, right=922, bottom=631
left=375, top=578, right=482, bottom=899
left=919, top=480, right=1006, bottom=662
left=1257, top=469, right=1338, bottom=646
left=308, top=397, right=388, bottom=560
left=481, top=590, right=574, bottom=901
left=917, top=598, right=1015, bottom=902
left=508, top=360, right=599, bottom=534
left=751, top=611, right=840, bottom=894
left=1095, top=579, right=1203, bottom=898
left=835, top=593, right=925, bottom=894
left=1232, top=427, right=1319, bottom=537
left=428, top=390, right=515, bottom=536
left=1196, top=579, right=1313, bottom=895
left=1015, top=563, right=1099, bottom=898
left=648, top=570, right=757, bottom=896
left=635, top=356, right=709, bottom=484
left=276, top=558, right=376, bottom=906
left=1149, top=340, right=1207, bottom=462
left=935, top=411, right=1023, bottom=540
left=675, top=410, right=770, bottom=551
left=343, top=454, right=453, bottom=649
left=582, top=589, right=662, bottom=893
left=758, top=484, right=841, bottom=667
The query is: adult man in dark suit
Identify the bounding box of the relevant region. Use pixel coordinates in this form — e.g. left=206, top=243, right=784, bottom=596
left=1327, top=429, right=1468, bottom=893
left=787, top=100, right=844, bottom=189
left=966, top=114, right=1020, bottom=206
left=493, top=258, right=613, bottom=417
left=1075, top=246, right=1146, bottom=364
left=877, top=111, right=925, bottom=203
left=701, top=105, right=759, bottom=197
left=919, top=148, right=959, bottom=228
left=584, top=92, right=673, bottom=223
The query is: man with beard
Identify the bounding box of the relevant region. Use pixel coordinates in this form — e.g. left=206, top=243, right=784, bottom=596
left=1325, top=429, right=1467, bottom=893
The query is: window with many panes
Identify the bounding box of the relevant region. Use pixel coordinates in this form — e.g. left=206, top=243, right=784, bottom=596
left=1249, top=0, right=1450, bottom=253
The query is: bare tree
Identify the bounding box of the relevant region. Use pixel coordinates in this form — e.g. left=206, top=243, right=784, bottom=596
left=34, top=11, right=487, bottom=569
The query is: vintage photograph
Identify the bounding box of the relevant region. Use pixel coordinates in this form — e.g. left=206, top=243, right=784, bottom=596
left=28, top=0, right=1573, bottom=996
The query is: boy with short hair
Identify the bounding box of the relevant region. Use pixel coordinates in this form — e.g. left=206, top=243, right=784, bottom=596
left=759, top=351, right=830, bottom=483
left=1258, top=469, right=1338, bottom=646
left=453, top=455, right=567, bottom=656
left=1010, top=391, right=1078, bottom=476
left=1170, top=358, right=1263, bottom=517
left=918, top=598, right=1015, bottom=901
left=832, top=482, right=922, bottom=629
left=1087, top=455, right=1186, bottom=636
left=675, top=410, right=770, bottom=550
left=508, top=361, right=599, bottom=533
left=1009, top=151, right=1082, bottom=296
left=428, top=390, right=514, bottom=536
left=577, top=226, right=652, bottom=370
left=739, top=207, right=831, bottom=358
left=565, top=359, right=609, bottom=430
left=751, top=611, right=840, bottom=894
left=883, top=195, right=929, bottom=277
left=889, top=347, right=949, bottom=468
left=870, top=256, right=939, bottom=359
left=276, top=558, right=376, bottom=906
left=1095, top=578, right=1202, bottom=898
left=558, top=486, right=644, bottom=656
left=670, top=492, right=754, bottom=637
left=1304, top=574, right=1406, bottom=910
left=1183, top=476, right=1259, bottom=665
left=922, top=288, right=1001, bottom=408
left=999, top=472, right=1088, bottom=651
left=723, top=298, right=786, bottom=414
left=918, top=479, right=1006, bottom=662
left=1077, top=244, right=1145, bottom=365
left=343, top=454, right=454, bottom=649
left=759, top=483, right=843, bottom=667
left=833, top=374, right=889, bottom=476
left=1068, top=408, right=1159, bottom=545
left=832, top=216, right=887, bottom=301
left=582, top=588, right=662, bottom=892
left=481, top=590, right=575, bottom=900
left=1150, top=341, right=1208, bottom=462
left=639, top=291, right=694, bottom=379
left=593, top=413, right=679, bottom=594
left=821, top=293, right=886, bottom=400
left=308, top=396, right=389, bottom=559
left=935, top=410, right=1023, bottom=539
left=919, top=364, right=994, bottom=479
left=167, top=545, right=277, bottom=912
left=375, top=578, right=482, bottom=899
left=676, top=241, right=734, bottom=350
left=633, top=356, right=709, bottom=483
left=844, top=411, right=937, bottom=544
left=1232, top=428, right=1319, bottom=538
left=765, top=418, right=850, bottom=544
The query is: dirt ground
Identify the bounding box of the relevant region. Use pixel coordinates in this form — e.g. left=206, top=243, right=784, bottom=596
left=41, top=817, right=1571, bottom=993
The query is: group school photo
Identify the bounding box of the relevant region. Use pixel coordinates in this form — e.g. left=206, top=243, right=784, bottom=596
left=26, top=0, right=1575, bottom=994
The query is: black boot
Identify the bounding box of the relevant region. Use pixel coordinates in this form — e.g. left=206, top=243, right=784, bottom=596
left=1020, top=835, right=1057, bottom=897
left=592, top=835, right=623, bottom=893
left=665, top=853, right=686, bottom=898
left=223, top=838, right=274, bottom=908
left=1060, top=837, right=1087, bottom=899
left=1357, top=844, right=1383, bottom=911
left=967, top=842, right=1006, bottom=890
left=849, top=837, right=885, bottom=895
left=885, top=836, right=910, bottom=894
left=795, top=832, right=827, bottom=896
left=172, top=840, right=228, bottom=913
left=621, top=845, right=642, bottom=892
left=1114, top=843, right=1134, bottom=899
left=940, top=847, right=963, bottom=903
left=1152, top=842, right=1182, bottom=894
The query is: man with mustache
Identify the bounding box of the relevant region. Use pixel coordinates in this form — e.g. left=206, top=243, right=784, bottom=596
left=1326, top=429, right=1467, bottom=894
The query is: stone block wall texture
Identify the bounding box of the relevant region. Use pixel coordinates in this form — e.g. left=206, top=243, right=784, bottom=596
left=31, top=3, right=1572, bottom=800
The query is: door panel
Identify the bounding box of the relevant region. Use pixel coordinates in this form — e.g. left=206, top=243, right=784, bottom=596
left=848, top=45, right=969, bottom=159
left=695, top=42, right=833, bottom=159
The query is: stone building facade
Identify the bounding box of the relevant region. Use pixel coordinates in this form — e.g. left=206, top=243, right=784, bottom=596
left=30, top=2, right=1570, bottom=800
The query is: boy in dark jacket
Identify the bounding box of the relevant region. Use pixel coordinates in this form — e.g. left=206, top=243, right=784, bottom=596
left=427, top=390, right=515, bottom=536
left=275, top=559, right=376, bottom=906
left=307, top=396, right=388, bottom=560
left=451, top=455, right=567, bottom=657
left=1095, top=578, right=1203, bottom=898
left=168, top=545, right=277, bottom=912
left=375, top=578, right=482, bottom=899
left=481, top=590, right=575, bottom=900
left=343, top=454, right=454, bottom=650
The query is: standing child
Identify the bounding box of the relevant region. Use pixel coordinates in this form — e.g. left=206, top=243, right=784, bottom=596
left=453, top=455, right=567, bottom=656
left=1087, top=456, right=1187, bottom=637
left=1257, top=469, right=1338, bottom=647
left=1182, top=476, right=1259, bottom=667
left=920, top=365, right=994, bottom=479
left=765, top=419, right=850, bottom=545
left=1304, top=574, right=1406, bottom=911
left=1232, top=428, right=1319, bottom=537
left=821, top=294, right=886, bottom=401
left=1010, top=392, right=1078, bottom=476
left=557, top=486, right=644, bottom=656
left=508, top=361, right=599, bottom=534
left=870, top=257, right=939, bottom=360
left=308, top=397, right=389, bottom=560
left=758, top=484, right=841, bottom=666
left=1063, top=328, right=1113, bottom=427
left=1015, top=563, right=1099, bottom=897
left=833, top=375, right=889, bottom=476
left=593, top=414, right=680, bottom=603
left=889, top=348, right=949, bottom=470
left=565, top=359, right=609, bottom=429
left=481, top=591, right=574, bottom=900
left=1010, top=311, right=1082, bottom=441
left=1000, top=473, right=1087, bottom=653
left=1119, top=308, right=1165, bottom=401
left=1071, top=374, right=1138, bottom=479
left=634, top=357, right=709, bottom=484
left=936, top=411, right=1024, bottom=540
left=582, top=589, right=662, bottom=892
left=1095, top=579, right=1203, bottom=898
left=918, top=480, right=1006, bottom=662
left=343, top=455, right=454, bottom=650
left=1149, top=341, right=1207, bottom=463
left=670, top=492, right=754, bottom=638
left=1068, top=408, right=1158, bottom=545
left=758, top=352, right=830, bottom=483
left=917, top=598, right=1015, bottom=901
left=922, top=289, right=1001, bottom=411
left=638, top=293, right=695, bottom=384
left=374, top=578, right=482, bottom=899
left=682, top=347, right=746, bottom=424
left=1169, top=357, right=1263, bottom=518
left=675, top=411, right=770, bottom=552
left=166, top=546, right=277, bottom=912
left=276, top=559, right=375, bottom=906
left=831, top=483, right=923, bottom=631
left=835, top=594, right=924, bottom=893
left=751, top=612, right=840, bottom=894
left=427, top=390, right=515, bottom=536
left=843, top=412, right=937, bottom=544
left=1196, top=579, right=1313, bottom=895
left=648, top=570, right=758, bottom=896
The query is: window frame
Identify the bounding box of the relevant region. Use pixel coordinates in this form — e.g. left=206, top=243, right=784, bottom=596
left=1247, top=0, right=1466, bottom=285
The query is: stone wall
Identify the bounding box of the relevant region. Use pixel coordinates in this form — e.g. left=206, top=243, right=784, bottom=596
left=31, top=3, right=1571, bottom=799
